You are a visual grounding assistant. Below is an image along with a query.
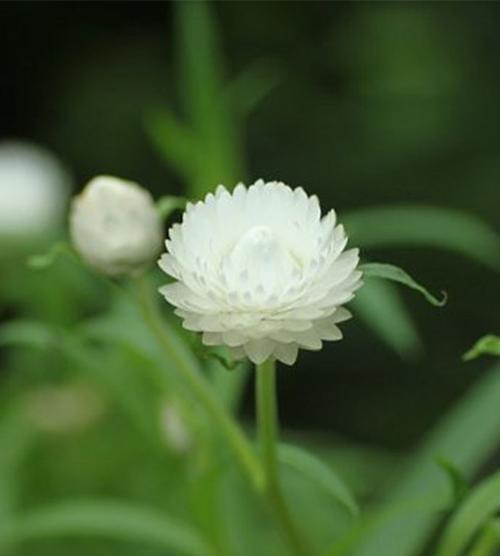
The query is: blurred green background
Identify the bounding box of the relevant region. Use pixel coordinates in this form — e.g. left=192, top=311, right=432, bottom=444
left=1, top=2, right=500, bottom=555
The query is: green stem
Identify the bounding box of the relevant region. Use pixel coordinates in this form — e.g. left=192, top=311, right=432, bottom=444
left=256, top=359, right=309, bottom=556
left=134, top=273, right=263, bottom=490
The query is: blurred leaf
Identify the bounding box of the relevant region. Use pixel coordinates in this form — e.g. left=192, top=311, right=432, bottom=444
left=226, top=58, right=283, bottom=117
left=352, top=280, right=422, bottom=358
left=0, top=405, right=36, bottom=520
left=156, top=195, right=188, bottom=220
left=278, top=443, right=359, bottom=517
left=27, top=241, right=73, bottom=270
left=436, top=469, right=500, bottom=556
left=463, top=335, right=500, bottom=361
left=435, top=457, right=469, bottom=507
left=360, top=262, right=447, bottom=306
left=466, top=520, right=500, bottom=556
left=344, top=205, right=500, bottom=272
left=0, top=319, right=56, bottom=350
left=0, top=499, right=213, bottom=556
left=146, top=109, right=199, bottom=184
left=175, top=0, right=243, bottom=195
left=351, top=362, right=500, bottom=556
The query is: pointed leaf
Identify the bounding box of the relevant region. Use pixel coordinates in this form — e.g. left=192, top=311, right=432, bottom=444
left=435, top=457, right=469, bottom=506
left=360, top=262, right=447, bottom=307
left=279, top=444, right=359, bottom=517
left=463, top=335, right=500, bottom=361
left=146, top=109, right=198, bottom=183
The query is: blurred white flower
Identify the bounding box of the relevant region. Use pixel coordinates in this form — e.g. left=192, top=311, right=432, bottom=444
left=159, top=180, right=362, bottom=366
left=160, top=402, right=192, bottom=455
left=0, top=141, right=70, bottom=239
left=70, top=175, right=163, bottom=276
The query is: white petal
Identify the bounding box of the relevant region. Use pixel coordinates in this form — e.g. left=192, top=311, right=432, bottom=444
left=273, top=343, right=299, bottom=366
left=243, top=339, right=276, bottom=364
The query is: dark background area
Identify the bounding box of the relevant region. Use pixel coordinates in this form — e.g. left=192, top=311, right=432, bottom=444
left=2, top=0, right=500, bottom=450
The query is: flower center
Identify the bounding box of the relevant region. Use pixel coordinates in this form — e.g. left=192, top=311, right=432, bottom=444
left=222, top=225, right=301, bottom=303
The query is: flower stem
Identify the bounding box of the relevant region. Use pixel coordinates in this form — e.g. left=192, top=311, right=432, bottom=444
left=256, top=359, right=309, bottom=556
left=134, top=273, right=263, bottom=490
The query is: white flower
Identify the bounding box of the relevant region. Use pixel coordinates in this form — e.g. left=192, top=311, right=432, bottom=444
left=70, top=175, right=163, bottom=276
left=158, top=180, right=362, bottom=366
left=0, top=141, right=70, bottom=239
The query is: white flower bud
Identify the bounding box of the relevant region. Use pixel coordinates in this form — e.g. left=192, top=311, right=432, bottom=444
left=70, top=175, right=163, bottom=276
left=0, top=141, right=70, bottom=240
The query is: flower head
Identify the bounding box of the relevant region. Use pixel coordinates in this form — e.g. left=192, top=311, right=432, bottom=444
left=70, top=175, right=163, bottom=276
left=159, top=180, right=362, bottom=365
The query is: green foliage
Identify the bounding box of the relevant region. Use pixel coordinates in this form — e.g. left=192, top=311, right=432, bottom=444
left=349, top=363, right=500, bottom=556
left=360, top=262, right=447, bottom=307
left=463, top=335, right=500, bottom=361
left=352, top=280, right=423, bottom=358
left=0, top=499, right=214, bottom=556
left=278, top=444, right=359, bottom=517
left=344, top=206, right=500, bottom=272
left=436, top=470, right=500, bottom=556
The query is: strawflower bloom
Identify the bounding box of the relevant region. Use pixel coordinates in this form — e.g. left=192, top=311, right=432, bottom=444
left=159, top=180, right=362, bottom=365
left=70, top=175, right=163, bottom=276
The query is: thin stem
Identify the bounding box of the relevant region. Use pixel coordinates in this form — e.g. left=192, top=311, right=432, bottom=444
left=134, top=273, right=263, bottom=490
left=256, top=359, right=309, bottom=556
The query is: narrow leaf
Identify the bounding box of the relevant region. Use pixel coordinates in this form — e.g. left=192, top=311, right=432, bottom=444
left=27, top=241, right=72, bottom=270
left=226, top=58, right=283, bottom=117
left=436, top=469, right=500, bottom=556
left=360, top=262, right=447, bottom=307
left=0, top=499, right=213, bottom=556
left=350, top=363, right=500, bottom=556
left=146, top=109, right=199, bottom=183
left=435, top=457, right=469, bottom=506
left=343, top=205, right=500, bottom=272
left=279, top=444, right=359, bottom=516
left=463, top=335, right=500, bottom=361
left=352, top=279, right=423, bottom=358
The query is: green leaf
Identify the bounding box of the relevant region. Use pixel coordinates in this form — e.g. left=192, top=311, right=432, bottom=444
left=436, top=469, right=500, bottom=556
left=225, top=58, right=283, bottom=117
left=463, top=335, right=500, bottom=361
left=343, top=205, right=500, bottom=272
left=27, top=241, right=72, bottom=270
left=0, top=499, right=213, bottom=556
left=352, top=279, right=423, bottom=358
left=360, top=262, right=447, bottom=307
left=435, top=457, right=469, bottom=507
left=146, top=109, right=199, bottom=184
left=175, top=0, right=244, bottom=196
left=0, top=320, right=56, bottom=350
left=350, top=362, right=500, bottom=556
left=466, top=520, right=500, bottom=556
left=278, top=444, right=359, bottom=517
left=156, top=195, right=188, bottom=220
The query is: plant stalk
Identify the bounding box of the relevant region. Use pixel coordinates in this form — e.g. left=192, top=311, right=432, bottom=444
left=256, top=358, right=310, bottom=556
left=134, top=273, right=263, bottom=490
